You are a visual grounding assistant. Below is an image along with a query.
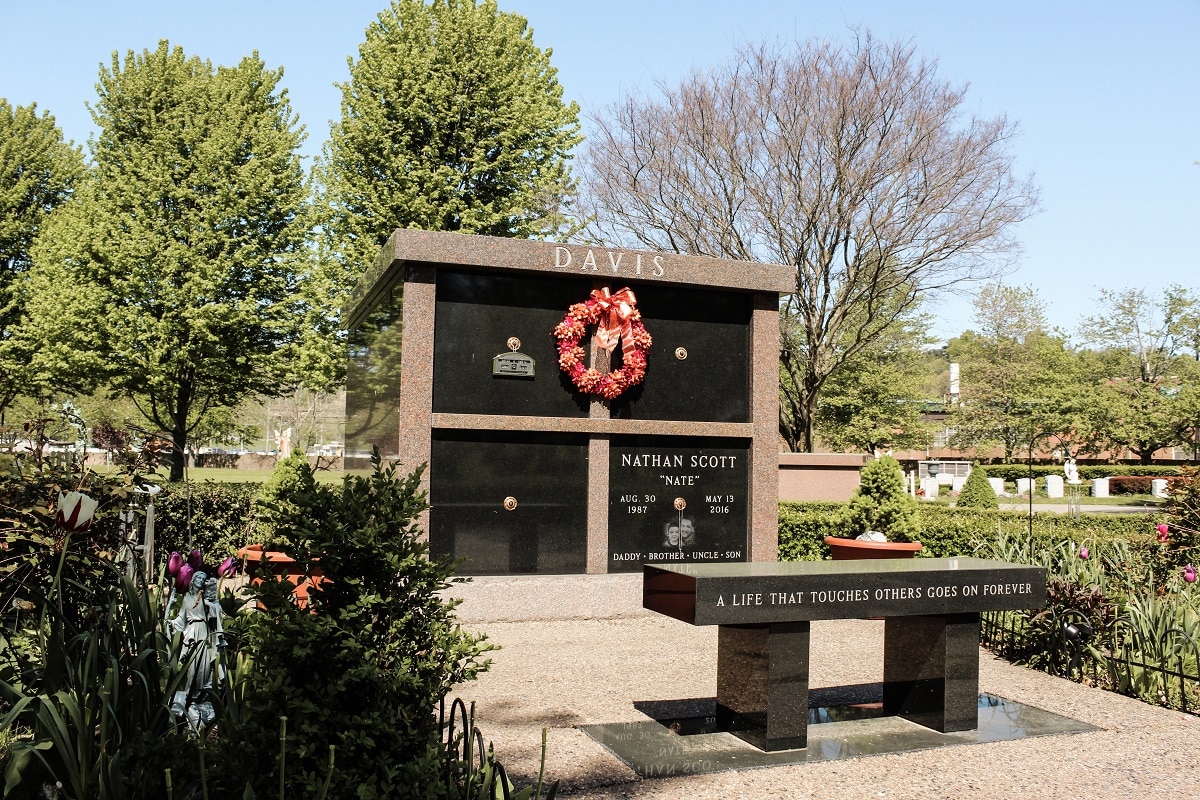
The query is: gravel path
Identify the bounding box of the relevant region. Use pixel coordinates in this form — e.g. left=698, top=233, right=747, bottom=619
left=448, top=575, right=1199, bottom=799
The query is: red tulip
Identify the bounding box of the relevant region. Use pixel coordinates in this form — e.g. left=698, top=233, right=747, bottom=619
left=167, top=551, right=184, bottom=578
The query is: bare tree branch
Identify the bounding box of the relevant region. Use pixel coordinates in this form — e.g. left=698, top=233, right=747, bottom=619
left=580, top=32, right=1039, bottom=450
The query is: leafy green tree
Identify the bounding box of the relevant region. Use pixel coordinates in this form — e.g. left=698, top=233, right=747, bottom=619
left=1078, top=287, right=1200, bottom=463
left=812, top=306, right=935, bottom=454
left=23, top=42, right=309, bottom=480
left=949, top=284, right=1082, bottom=460
left=955, top=462, right=999, bottom=509
left=841, top=455, right=921, bottom=540
left=316, top=0, right=582, bottom=296
left=0, top=100, right=85, bottom=418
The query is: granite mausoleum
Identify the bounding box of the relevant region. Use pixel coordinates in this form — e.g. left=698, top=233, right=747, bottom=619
left=344, top=229, right=792, bottom=574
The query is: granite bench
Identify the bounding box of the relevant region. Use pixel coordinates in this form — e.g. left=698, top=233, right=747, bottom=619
left=643, top=557, right=1047, bottom=751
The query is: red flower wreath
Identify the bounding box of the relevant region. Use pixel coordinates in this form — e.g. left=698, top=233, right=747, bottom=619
left=553, top=286, right=652, bottom=400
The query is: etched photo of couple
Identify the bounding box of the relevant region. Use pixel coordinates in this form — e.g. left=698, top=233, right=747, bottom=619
left=661, top=517, right=696, bottom=550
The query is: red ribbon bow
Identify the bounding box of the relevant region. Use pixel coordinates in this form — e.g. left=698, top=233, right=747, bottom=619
left=589, top=286, right=638, bottom=359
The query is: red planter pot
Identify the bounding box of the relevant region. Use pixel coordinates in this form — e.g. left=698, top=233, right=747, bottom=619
left=237, top=544, right=327, bottom=608
left=824, top=536, right=922, bottom=560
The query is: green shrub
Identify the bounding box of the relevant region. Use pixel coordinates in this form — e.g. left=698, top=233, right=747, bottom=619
left=252, top=449, right=315, bottom=546
left=220, top=451, right=491, bottom=800
left=153, top=480, right=258, bottom=561
left=778, top=502, right=1166, bottom=561
left=955, top=462, right=999, bottom=509
left=840, top=455, right=920, bottom=541
left=983, top=464, right=1181, bottom=483
left=778, top=502, right=842, bottom=561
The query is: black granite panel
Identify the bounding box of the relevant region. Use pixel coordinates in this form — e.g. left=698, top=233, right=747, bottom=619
left=429, top=430, right=588, bottom=574
left=432, top=270, right=591, bottom=417
left=608, top=284, right=751, bottom=422
left=344, top=273, right=404, bottom=469
left=643, top=559, right=1048, bottom=625
left=609, top=436, right=749, bottom=573
left=883, top=613, right=981, bottom=733
left=716, top=622, right=811, bottom=751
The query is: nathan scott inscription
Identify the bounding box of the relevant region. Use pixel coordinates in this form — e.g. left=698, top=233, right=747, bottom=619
left=643, top=558, right=1047, bottom=752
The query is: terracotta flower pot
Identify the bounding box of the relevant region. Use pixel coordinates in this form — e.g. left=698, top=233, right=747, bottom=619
left=824, top=536, right=922, bottom=560
left=237, top=544, right=327, bottom=608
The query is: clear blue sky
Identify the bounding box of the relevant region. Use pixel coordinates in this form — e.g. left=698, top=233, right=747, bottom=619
left=3, top=1, right=1197, bottom=342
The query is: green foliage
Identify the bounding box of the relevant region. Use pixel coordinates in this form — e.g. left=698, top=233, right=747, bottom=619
left=0, top=455, right=153, bottom=633
left=0, top=100, right=86, bottom=414
left=153, top=481, right=259, bottom=561
left=1161, top=465, right=1200, bottom=563
left=839, top=455, right=920, bottom=540
left=780, top=501, right=1165, bottom=562
left=23, top=41, right=310, bottom=481
left=252, top=450, right=315, bottom=546
left=955, top=462, right=998, bottom=509
left=777, top=502, right=842, bottom=561
left=221, top=451, right=491, bottom=800
left=0, top=558, right=202, bottom=799
left=811, top=307, right=935, bottom=454
left=316, top=0, right=583, bottom=326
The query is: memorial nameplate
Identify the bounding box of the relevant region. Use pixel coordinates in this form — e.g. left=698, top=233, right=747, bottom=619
left=608, top=437, right=749, bottom=572
left=644, top=558, right=1047, bottom=625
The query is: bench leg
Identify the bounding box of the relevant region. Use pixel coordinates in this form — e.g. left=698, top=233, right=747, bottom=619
left=716, top=622, right=810, bottom=751
left=883, top=612, right=980, bottom=732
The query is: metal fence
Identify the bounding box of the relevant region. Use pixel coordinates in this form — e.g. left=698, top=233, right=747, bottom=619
left=981, top=608, right=1200, bottom=715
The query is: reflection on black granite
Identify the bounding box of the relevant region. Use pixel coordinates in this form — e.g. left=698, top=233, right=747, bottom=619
left=582, top=693, right=1099, bottom=778
left=607, top=284, right=751, bottom=422
left=432, top=270, right=591, bottom=418
left=344, top=272, right=404, bottom=469
left=429, top=431, right=588, bottom=574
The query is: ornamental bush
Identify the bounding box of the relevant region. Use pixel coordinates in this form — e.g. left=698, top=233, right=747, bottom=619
left=956, top=462, right=999, bottom=509
left=219, top=450, right=491, bottom=800
left=840, top=455, right=920, bottom=541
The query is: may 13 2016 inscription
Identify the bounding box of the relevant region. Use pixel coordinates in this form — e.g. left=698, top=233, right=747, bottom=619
left=608, top=437, right=748, bottom=572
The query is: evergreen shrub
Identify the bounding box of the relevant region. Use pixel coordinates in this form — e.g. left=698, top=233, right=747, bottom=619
left=955, top=462, right=999, bottom=509
left=840, top=455, right=920, bottom=541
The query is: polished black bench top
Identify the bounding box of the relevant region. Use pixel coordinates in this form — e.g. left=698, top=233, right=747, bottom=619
left=643, top=557, right=1047, bottom=625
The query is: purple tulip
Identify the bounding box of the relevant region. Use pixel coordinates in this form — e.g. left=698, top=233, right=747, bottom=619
left=187, top=549, right=203, bottom=570
left=167, top=551, right=184, bottom=578
left=217, top=556, right=237, bottom=578
left=1079, top=545, right=1090, bottom=560
left=176, top=564, right=194, bottom=592
left=1185, top=565, right=1197, bottom=584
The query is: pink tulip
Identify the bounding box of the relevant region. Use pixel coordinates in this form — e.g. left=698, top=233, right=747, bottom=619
left=1156, top=523, right=1170, bottom=543
left=176, top=564, right=194, bottom=592
left=217, top=556, right=237, bottom=578
left=167, top=551, right=184, bottom=578
left=1185, top=565, right=1197, bottom=584
left=187, top=549, right=203, bottom=570
left=1079, top=545, right=1090, bottom=560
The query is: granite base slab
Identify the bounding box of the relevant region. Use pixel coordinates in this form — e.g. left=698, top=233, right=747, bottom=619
left=580, top=689, right=1099, bottom=778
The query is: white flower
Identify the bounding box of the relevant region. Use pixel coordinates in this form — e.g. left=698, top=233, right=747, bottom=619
left=56, top=491, right=99, bottom=532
